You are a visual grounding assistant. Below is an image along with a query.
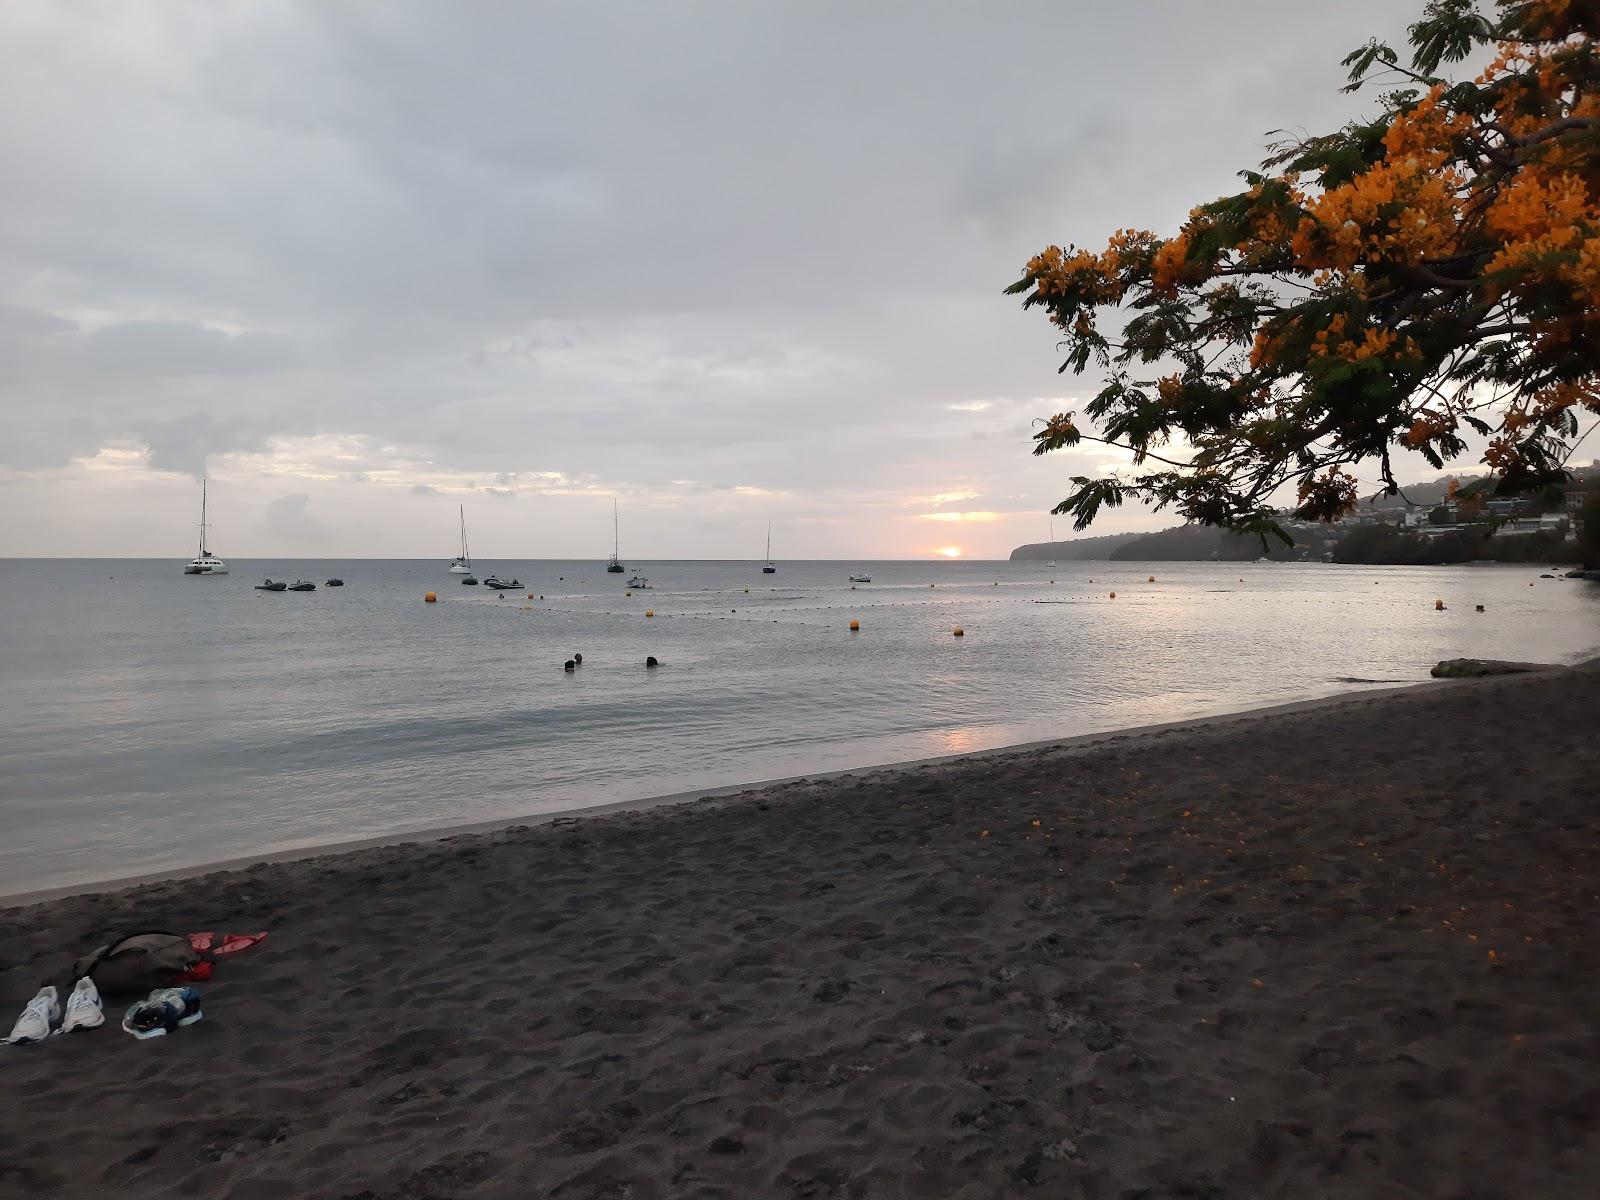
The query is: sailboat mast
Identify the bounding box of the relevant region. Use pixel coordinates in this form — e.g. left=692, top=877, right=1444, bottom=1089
left=459, top=505, right=470, bottom=565
left=613, top=499, right=620, bottom=558
left=199, top=477, right=208, bottom=557
left=765, top=522, right=771, bottom=563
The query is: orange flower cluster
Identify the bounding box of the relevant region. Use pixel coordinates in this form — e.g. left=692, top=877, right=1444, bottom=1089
left=1484, top=172, right=1600, bottom=311
left=1310, top=314, right=1413, bottom=361
left=1023, top=229, right=1159, bottom=317
left=1149, top=234, right=1194, bottom=297
left=1295, top=468, right=1360, bottom=519
left=1406, top=411, right=1458, bottom=448
left=1294, top=95, right=1468, bottom=270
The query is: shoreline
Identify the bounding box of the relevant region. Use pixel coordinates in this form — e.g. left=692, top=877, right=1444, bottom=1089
left=0, top=671, right=1497, bottom=909
left=3, top=659, right=1596, bottom=1197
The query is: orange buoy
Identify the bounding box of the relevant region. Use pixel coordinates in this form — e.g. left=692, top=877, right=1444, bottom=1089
left=953, top=627, right=964, bottom=637
left=625, top=590, right=632, bottom=597
left=424, top=591, right=437, bottom=603
left=1109, top=591, right=1117, bottom=599
left=849, top=619, right=860, bottom=631
left=1435, top=598, right=1446, bottom=611
left=645, top=609, right=655, bottom=618
left=1148, top=576, right=1155, bottom=583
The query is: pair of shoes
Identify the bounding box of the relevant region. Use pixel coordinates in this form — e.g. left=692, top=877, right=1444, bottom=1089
left=122, top=987, right=203, bottom=1040
left=4, top=978, right=104, bottom=1044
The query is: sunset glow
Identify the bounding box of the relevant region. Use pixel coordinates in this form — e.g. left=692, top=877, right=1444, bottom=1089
left=935, top=545, right=963, bottom=558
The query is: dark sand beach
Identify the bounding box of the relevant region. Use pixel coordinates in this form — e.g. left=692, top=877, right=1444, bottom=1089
left=2, top=664, right=1596, bottom=1199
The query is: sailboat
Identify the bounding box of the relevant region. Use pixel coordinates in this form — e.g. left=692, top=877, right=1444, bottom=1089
left=1047, top=517, right=1057, bottom=568
left=606, top=499, right=625, bottom=573
left=182, top=477, right=228, bottom=575
left=451, top=507, right=479, bottom=583
left=449, top=506, right=473, bottom=574
left=762, top=522, right=776, bottom=573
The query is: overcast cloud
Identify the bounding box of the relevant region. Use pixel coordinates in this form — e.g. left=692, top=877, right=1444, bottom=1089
left=1, top=1, right=1417, bottom=559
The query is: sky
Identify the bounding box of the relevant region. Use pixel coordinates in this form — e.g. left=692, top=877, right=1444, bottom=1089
left=0, top=1, right=1424, bottom=560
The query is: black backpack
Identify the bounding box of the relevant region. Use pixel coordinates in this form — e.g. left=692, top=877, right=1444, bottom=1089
left=71, top=932, right=202, bottom=998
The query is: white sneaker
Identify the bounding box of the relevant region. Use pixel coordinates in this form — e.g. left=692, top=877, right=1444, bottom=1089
left=61, top=977, right=104, bottom=1033
left=5, top=985, right=61, bottom=1044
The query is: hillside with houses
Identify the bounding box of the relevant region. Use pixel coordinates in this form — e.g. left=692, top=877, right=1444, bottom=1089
left=1011, top=462, right=1600, bottom=565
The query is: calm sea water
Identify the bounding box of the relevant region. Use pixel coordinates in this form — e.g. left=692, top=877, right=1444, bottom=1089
left=2, top=557, right=1596, bottom=895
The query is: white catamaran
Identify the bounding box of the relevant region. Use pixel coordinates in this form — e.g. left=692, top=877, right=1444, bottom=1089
left=449, top=506, right=473, bottom=574
left=182, top=477, right=228, bottom=575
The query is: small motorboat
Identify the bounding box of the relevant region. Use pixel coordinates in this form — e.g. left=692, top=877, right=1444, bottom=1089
left=288, top=580, right=317, bottom=591
left=255, top=579, right=287, bottom=592
left=325, top=578, right=344, bottom=587
left=626, top=575, right=651, bottom=589
left=483, top=575, right=523, bottom=590
left=848, top=573, right=872, bottom=583
left=461, top=575, right=479, bottom=586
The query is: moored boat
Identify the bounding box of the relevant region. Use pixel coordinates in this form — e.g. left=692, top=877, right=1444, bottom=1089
left=449, top=507, right=473, bottom=574
left=182, top=478, right=229, bottom=575
left=606, top=499, right=625, bottom=572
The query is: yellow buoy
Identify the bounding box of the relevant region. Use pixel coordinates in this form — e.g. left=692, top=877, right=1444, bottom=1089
left=1109, top=591, right=1117, bottom=599
left=526, top=593, right=534, bottom=599
left=953, top=627, right=964, bottom=637
left=625, top=590, right=632, bottom=597
left=424, top=591, right=437, bottom=603
left=645, top=609, right=655, bottom=617
left=1148, top=576, right=1155, bottom=583
left=744, top=587, right=749, bottom=593
left=849, top=619, right=860, bottom=631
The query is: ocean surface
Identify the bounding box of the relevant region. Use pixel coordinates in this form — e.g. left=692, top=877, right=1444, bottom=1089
left=2, top=557, right=1597, bottom=895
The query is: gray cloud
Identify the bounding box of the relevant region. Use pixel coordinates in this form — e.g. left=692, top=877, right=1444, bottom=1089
left=263, top=492, right=325, bottom=543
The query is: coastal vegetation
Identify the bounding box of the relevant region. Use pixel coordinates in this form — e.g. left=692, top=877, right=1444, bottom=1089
left=1581, top=493, right=1600, bottom=566
left=1330, top=522, right=1578, bottom=564
left=1010, top=0, right=1600, bottom=543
